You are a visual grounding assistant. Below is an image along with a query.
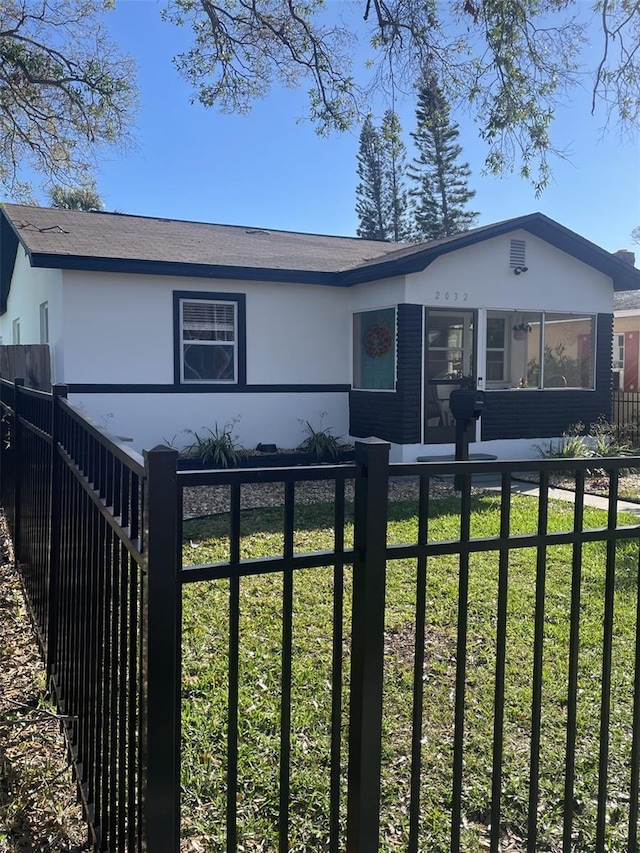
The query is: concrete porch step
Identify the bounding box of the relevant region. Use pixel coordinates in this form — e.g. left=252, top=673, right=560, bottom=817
left=416, top=453, right=498, bottom=462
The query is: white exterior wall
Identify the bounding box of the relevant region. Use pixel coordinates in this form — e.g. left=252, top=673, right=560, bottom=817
left=69, top=391, right=349, bottom=454
left=59, top=270, right=352, bottom=451
left=61, top=271, right=351, bottom=384
left=347, top=233, right=612, bottom=321
left=0, top=248, right=64, bottom=380
left=404, top=231, right=613, bottom=311
left=350, top=276, right=406, bottom=311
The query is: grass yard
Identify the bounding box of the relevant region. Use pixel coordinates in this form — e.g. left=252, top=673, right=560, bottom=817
left=180, top=493, right=640, bottom=852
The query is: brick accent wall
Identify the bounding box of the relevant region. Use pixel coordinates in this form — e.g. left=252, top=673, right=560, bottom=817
left=481, top=313, right=613, bottom=441
left=349, top=304, right=423, bottom=443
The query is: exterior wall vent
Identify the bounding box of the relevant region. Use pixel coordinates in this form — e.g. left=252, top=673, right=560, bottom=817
left=510, top=239, right=526, bottom=268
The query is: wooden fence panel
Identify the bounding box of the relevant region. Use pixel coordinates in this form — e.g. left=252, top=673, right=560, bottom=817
left=0, top=344, right=51, bottom=390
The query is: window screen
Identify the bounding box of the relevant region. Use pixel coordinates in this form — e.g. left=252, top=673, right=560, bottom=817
left=180, top=299, right=237, bottom=382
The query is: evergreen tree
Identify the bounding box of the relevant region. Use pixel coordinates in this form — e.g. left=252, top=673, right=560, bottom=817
left=49, top=182, right=104, bottom=211
left=409, top=75, right=478, bottom=240
left=355, top=111, right=410, bottom=242
left=380, top=110, right=410, bottom=242
left=355, top=115, right=386, bottom=240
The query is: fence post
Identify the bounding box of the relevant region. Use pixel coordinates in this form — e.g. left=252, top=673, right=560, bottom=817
left=141, top=445, right=181, bottom=853
left=46, top=385, right=67, bottom=676
left=12, top=378, right=24, bottom=564
left=347, top=437, right=390, bottom=853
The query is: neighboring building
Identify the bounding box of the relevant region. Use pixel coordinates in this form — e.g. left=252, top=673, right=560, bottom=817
left=1, top=205, right=639, bottom=461
left=613, top=252, right=640, bottom=391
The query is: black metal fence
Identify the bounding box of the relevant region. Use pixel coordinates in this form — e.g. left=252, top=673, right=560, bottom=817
left=1, top=380, right=148, bottom=851
left=2, top=378, right=640, bottom=852
left=612, top=389, right=640, bottom=446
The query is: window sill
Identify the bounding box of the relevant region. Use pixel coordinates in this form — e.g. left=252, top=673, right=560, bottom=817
left=181, top=380, right=239, bottom=385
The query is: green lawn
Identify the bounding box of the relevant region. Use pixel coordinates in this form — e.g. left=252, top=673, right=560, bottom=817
left=180, top=494, right=640, bottom=852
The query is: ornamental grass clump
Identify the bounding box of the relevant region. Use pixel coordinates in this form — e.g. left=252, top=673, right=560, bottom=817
left=182, top=418, right=243, bottom=468
left=537, top=420, right=636, bottom=461
left=535, top=422, right=591, bottom=460
left=536, top=419, right=639, bottom=478
left=297, top=413, right=345, bottom=460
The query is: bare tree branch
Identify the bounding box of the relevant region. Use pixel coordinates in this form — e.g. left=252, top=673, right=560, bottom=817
left=162, top=0, right=640, bottom=190
left=0, top=0, right=137, bottom=199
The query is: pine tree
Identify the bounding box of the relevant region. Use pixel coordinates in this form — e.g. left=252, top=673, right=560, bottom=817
left=409, top=75, right=478, bottom=240
left=355, top=115, right=386, bottom=240
left=380, top=110, right=410, bottom=242
left=355, top=112, right=410, bottom=242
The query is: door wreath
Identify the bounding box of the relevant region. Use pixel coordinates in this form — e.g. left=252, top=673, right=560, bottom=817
left=364, top=323, right=393, bottom=357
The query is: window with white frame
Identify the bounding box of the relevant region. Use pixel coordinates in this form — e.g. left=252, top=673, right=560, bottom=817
left=177, top=295, right=241, bottom=383
left=613, top=333, right=624, bottom=371
left=353, top=307, right=396, bottom=390
left=12, top=318, right=20, bottom=345
left=39, top=302, right=49, bottom=344
left=485, top=311, right=595, bottom=389
left=612, top=333, right=624, bottom=390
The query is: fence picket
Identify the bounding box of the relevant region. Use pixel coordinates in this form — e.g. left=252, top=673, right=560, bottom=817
left=141, top=445, right=181, bottom=853
left=46, top=384, right=67, bottom=675
left=347, top=438, right=390, bottom=853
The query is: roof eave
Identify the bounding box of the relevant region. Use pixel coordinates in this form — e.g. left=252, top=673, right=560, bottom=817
left=520, top=216, right=640, bottom=291
left=340, top=216, right=541, bottom=284
left=30, top=253, right=345, bottom=286
left=0, top=213, right=21, bottom=315
left=341, top=213, right=640, bottom=289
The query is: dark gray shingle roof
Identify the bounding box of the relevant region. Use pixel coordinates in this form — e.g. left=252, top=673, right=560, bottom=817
left=1, top=204, right=407, bottom=273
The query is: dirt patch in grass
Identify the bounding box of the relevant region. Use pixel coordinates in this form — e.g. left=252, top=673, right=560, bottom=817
left=0, top=515, right=89, bottom=853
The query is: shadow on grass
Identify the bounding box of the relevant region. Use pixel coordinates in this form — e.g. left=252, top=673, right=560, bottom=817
left=182, top=495, right=506, bottom=542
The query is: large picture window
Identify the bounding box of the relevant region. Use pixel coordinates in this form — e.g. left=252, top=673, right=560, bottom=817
left=353, top=308, right=396, bottom=390
left=485, top=311, right=595, bottom=390
left=175, top=292, right=246, bottom=384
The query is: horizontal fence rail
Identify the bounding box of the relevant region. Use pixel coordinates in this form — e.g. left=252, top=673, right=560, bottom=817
left=2, top=375, right=640, bottom=852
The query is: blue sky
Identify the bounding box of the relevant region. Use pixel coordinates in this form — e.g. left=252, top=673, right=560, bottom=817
left=76, top=2, right=639, bottom=253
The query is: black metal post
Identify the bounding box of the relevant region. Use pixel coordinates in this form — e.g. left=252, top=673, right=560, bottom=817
left=46, top=384, right=67, bottom=676
left=141, top=445, right=181, bottom=853
left=347, top=437, right=390, bottom=853
left=454, top=418, right=470, bottom=491
left=13, top=378, right=24, bottom=563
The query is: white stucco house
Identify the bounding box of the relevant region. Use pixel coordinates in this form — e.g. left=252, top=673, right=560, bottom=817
left=1, top=204, right=638, bottom=461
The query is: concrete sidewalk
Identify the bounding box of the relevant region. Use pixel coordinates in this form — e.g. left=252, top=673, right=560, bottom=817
left=485, top=476, right=640, bottom=518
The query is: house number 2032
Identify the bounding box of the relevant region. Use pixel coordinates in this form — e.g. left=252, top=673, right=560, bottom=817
left=434, top=290, right=468, bottom=302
